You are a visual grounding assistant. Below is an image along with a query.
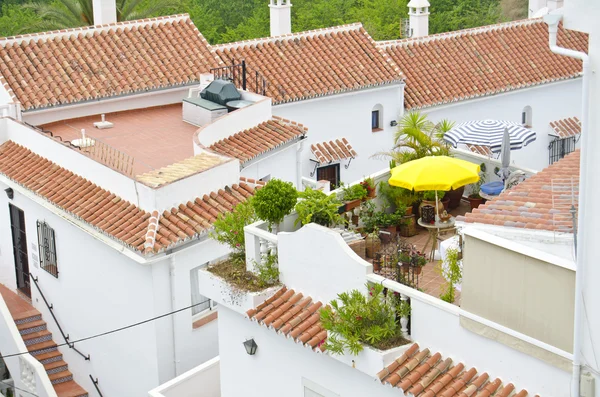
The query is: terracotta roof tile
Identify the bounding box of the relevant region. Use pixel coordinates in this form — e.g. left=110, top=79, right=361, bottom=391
left=248, top=287, right=533, bottom=395
left=215, top=24, right=403, bottom=104
left=379, top=19, right=588, bottom=109
left=136, top=153, right=228, bottom=187
left=549, top=117, right=581, bottom=139
left=311, top=138, right=357, bottom=164
left=0, top=15, right=222, bottom=110
left=459, top=150, right=579, bottom=232
left=208, top=117, right=306, bottom=163
left=0, top=141, right=255, bottom=254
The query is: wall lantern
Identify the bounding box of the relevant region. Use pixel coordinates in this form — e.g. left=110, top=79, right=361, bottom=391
left=243, top=339, right=258, bottom=355
left=390, top=120, right=398, bottom=127
left=4, top=188, right=13, bottom=200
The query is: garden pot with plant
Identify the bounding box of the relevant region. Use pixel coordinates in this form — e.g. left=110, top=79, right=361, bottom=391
left=445, top=186, right=465, bottom=209
left=360, top=177, right=376, bottom=199
left=410, top=250, right=427, bottom=275
left=398, top=252, right=411, bottom=273
left=253, top=179, right=298, bottom=232
left=374, top=210, right=403, bottom=242
left=379, top=181, right=417, bottom=216
left=295, top=188, right=344, bottom=227
left=468, top=163, right=487, bottom=210
left=419, top=190, right=445, bottom=218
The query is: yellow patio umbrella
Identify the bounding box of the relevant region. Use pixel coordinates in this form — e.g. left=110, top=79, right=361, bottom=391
left=388, top=156, right=480, bottom=221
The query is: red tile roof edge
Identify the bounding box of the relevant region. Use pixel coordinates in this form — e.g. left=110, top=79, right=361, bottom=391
left=549, top=117, right=581, bottom=138
left=0, top=141, right=256, bottom=256
left=246, top=286, right=535, bottom=396
left=0, top=13, right=192, bottom=42
left=208, top=117, right=307, bottom=164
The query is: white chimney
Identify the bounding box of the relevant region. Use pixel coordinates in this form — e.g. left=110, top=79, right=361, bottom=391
left=407, top=0, right=430, bottom=38
left=93, top=0, right=117, bottom=25
left=269, top=0, right=292, bottom=37
left=547, top=0, right=564, bottom=12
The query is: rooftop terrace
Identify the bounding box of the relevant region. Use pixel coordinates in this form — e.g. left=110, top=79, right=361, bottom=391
left=41, top=104, right=199, bottom=176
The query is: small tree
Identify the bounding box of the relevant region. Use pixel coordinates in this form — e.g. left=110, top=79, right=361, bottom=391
left=210, top=200, right=256, bottom=264
left=252, top=179, right=298, bottom=230
left=294, top=188, right=343, bottom=227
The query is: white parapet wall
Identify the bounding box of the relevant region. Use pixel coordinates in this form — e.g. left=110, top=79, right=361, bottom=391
left=0, top=294, right=58, bottom=397
left=148, top=356, right=221, bottom=397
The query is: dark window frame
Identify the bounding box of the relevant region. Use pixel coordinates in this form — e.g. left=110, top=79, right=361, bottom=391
left=372, top=110, right=381, bottom=130
left=37, top=221, right=58, bottom=278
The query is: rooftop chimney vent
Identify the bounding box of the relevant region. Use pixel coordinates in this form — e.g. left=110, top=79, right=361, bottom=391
left=94, top=114, right=114, bottom=129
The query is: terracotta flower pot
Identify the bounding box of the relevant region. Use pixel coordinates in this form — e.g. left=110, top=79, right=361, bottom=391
left=345, top=199, right=362, bottom=212
left=405, top=206, right=413, bottom=216
left=468, top=197, right=484, bottom=210
left=446, top=186, right=465, bottom=209
left=412, top=266, right=422, bottom=275
left=401, top=263, right=410, bottom=273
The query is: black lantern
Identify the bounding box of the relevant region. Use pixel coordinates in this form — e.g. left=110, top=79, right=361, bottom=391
left=4, top=188, right=13, bottom=200
left=390, top=120, right=398, bottom=127
left=243, top=339, right=258, bottom=355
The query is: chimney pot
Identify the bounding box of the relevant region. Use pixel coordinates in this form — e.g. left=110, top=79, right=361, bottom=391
left=269, top=0, right=292, bottom=37
left=93, top=0, right=117, bottom=25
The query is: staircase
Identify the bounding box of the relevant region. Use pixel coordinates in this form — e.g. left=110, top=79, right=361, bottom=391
left=0, top=285, right=88, bottom=397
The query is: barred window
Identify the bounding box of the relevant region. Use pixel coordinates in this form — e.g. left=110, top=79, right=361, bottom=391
left=37, top=221, right=58, bottom=277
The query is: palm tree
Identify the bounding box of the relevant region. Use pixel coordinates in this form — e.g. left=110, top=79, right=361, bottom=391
left=26, top=0, right=180, bottom=31
left=374, top=111, right=455, bottom=166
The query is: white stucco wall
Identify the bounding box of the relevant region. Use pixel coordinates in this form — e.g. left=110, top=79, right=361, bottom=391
left=218, top=306, right=400, bottom=397
left=422, top=79, right=582, bottom=172
left=0, top=180, right=231, bottom=396
left=240, top=142, right=302, bottom=187
left=272, top=85, right=404, bottom=184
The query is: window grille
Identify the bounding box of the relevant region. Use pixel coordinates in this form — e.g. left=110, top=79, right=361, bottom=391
left=37, top=221, right=58, bottom=277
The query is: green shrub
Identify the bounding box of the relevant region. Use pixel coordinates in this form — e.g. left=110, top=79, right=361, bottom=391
left=295, top=188, right=343, bottom=227
left=342, top=183, right=368, bottom=201
left=252, top=179, right=298, bottom=228
left=209, top=200, right=256, bottom=264
left=255, top=254, right=280, bottom=286
left=320, top=283, right=408, bottom=355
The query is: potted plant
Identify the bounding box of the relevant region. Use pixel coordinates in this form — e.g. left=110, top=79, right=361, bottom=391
left=252, top=179, right=298, bottom=231
left=360, top=177, right=376, bottom=198
left=468, top=163, right=487, bottom=210
left=410, top=250, right=427, bottom=275
left=445, top=186, right=465, bottom=209
left=295, top=188, right=344, bottom=227
left=342, top=184, right=368, bottom=211
left=374, top=210, right=403, bottom=242
left=398, top=251, right=411, bottom=273
left=378, top=182, right=416, bottom=216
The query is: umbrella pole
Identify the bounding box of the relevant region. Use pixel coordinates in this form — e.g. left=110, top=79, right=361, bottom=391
left=435, top=190, right=439, bottom=223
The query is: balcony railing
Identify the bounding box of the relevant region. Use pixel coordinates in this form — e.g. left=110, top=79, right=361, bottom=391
left=148, top=356, right=220, bottom=397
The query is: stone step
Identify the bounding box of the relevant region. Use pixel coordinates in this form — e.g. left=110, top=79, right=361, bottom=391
left=44, top=360, right=69, bottom=375
left=27, top=340, right=58, bottom=356
left=14, top=311, right=42, bottom=325
left=49, top=370, right=73, bottom=385
left=53, top=380, right=89, bottom=397
left=22, top=329, right=53, bottom=346
left=17, top=319, right=47, bottom=335
left=36, top=349, right=63, bottom=364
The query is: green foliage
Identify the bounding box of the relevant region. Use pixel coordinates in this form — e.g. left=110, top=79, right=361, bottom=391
left=6, top=387, right=13, bottom=397
left=23, top=0, right=180, bottom=31
left=397, top=300, right=411, bottom=318
left=379, top=182, right=417, bottom=209
left=438, top=247, right=462, bottom=303
left=320, top=283, right=403, bottom=355
left=360, top=177, right=375, bottom=191
left=468, top=163, right=487, bottom=199
left=210, top=200, right=256, bottom=264
left=359, top=200, right=378, bottom=233
left=295, top=188, right=343, bottom=227
left=0, top=4, right=41, bottom=36
left=373, top=210, right=404, bottom=228
left=255, top=254, right=280, bottom=286
left=422, top=190, right=445, bottom=201
left=253, top=179, right=298, bottom=228
left=342, top=183, right=368, bottom=201
left=374, top=112, right=454, bottom=165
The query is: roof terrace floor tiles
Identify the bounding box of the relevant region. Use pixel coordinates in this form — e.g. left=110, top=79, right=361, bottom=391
left=40, top=104, right=199, bottom=176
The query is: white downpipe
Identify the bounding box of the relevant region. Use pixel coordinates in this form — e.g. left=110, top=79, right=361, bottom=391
left=296, top=140, right=305, bottom=189
left=544, top=12, right=589, bottom=397
left=169, top=256, right=179, bottom=377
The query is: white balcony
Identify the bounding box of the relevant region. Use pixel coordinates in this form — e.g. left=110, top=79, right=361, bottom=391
left=148, top=356, right=220, bottom=397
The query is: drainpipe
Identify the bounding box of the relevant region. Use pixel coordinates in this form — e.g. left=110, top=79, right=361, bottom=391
left=169, top=255, right=179, bottom=377
left=544, top=12, right=589, bottom=397
left=296, top=139, right=305, bottom=190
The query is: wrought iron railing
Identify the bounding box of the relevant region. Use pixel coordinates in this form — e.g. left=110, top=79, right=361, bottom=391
left=370, top=235, right=421, bottom=289
left=29, top=274, right=90, bottom=361
left=89, top=374, right=104, bottom=396
left=210, top=60, right=268, bottom=96
left=549, top=136, right=577, bottom=165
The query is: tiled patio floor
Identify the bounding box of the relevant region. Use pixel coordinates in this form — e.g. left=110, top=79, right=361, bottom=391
left=371, top=200, right=471, bottom=306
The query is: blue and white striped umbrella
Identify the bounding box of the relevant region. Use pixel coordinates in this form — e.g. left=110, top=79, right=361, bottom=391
left=443, top=120, right=536, bottom=153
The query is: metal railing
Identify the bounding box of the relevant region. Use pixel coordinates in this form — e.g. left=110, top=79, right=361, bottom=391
left=29, top=274, right=90, bottom=361
left=210, top=60, right=268, bottom=95
left=89, top=375, right=104, bottom=397
left=549, top=136, right=577, bottom=165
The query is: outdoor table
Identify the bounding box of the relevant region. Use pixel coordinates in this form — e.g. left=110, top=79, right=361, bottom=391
left=417, top=217, right=456, bottom=261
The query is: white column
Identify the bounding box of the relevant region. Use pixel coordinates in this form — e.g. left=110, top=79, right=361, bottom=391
left=269, top=0, right=292, bottom=37
left=93, top=0, right=117, bottom=25
left=407, top=0, right=430, bottom=38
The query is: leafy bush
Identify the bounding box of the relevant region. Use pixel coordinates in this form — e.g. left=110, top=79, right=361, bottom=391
left=373, top=210, right=404, bottom=228
left=342, top=183, right=368, bottom=201
left=320, top=283, right=408, bottom=355
left=252, top=179, right=298, bottom=228
left=422, top=190, right=445, bottom=201
left=255, top=254, right=280, bottom=285
left=438, top=247, right=462, bottom=303
left=210, top=200, right=256, bottom=264
left=359, top=200, right=378, bottom=233
left=295, top=188, right=343, bottom=227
